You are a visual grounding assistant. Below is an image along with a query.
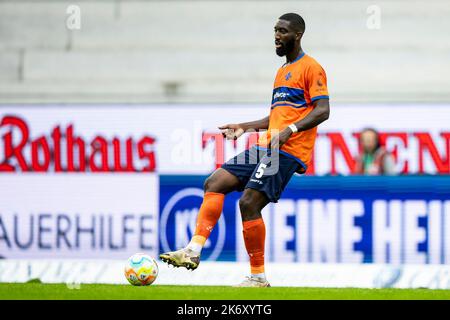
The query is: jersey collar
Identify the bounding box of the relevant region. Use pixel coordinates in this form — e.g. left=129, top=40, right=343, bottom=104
left=283, top=52, right=305, bottom=67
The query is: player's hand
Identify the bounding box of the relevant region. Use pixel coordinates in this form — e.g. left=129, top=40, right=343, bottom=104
left=270, top=127, right=293, bottom=149
left=218, top=124, right=245, bottom=140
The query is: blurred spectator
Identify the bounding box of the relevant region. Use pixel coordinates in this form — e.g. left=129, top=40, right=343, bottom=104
left=353, top=128, right=396, bottom=175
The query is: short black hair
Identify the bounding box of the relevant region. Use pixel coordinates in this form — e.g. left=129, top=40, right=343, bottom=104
left=279, top=13, right=305, bottom=33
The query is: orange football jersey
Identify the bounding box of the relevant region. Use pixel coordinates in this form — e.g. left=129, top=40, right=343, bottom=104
left=257, top=53, right=329, bottom=172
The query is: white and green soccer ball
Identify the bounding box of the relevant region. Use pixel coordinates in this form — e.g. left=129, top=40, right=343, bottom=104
left=124, top=253, right=159, bottom=286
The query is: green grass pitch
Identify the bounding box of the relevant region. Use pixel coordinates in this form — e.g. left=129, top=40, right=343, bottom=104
left=1, top=283, right=450, bottom=300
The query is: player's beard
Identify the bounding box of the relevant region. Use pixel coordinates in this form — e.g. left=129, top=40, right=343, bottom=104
left=276, top=38, right=295, bottom=57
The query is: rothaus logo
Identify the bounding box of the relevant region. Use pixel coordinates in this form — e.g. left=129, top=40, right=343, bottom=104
left=160, top=188, right=226, bottom=260
left=273, top=92, right=289, bottom=100
left=0, top=115, right=156, bottom=173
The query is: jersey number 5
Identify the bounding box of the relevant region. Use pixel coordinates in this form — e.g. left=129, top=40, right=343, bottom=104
left=255, top=163, right=267, bottom=178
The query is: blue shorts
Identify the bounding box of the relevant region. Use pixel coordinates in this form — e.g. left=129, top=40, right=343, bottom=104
left=221, top=146, right=302, bottom=203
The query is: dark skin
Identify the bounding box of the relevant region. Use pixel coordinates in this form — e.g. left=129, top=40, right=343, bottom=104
left=206, top=18, right=330, bottom=221
left=274, top=19, right=302, bottom=62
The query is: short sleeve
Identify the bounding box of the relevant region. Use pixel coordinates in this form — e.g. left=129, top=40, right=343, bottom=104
left=307, top=63, right=329, bottom=102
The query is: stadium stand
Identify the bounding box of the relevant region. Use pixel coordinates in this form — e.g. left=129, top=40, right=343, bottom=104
left=0, top=0, right=449, bottom=103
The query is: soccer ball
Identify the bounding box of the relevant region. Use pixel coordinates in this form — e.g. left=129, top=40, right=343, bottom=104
left=124, top=253, right=158, bottom=286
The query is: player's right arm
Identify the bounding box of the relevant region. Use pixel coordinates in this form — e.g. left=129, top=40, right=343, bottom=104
left=219, top=116, right=269, bottom=140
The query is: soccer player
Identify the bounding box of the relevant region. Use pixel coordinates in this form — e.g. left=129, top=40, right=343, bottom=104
left=160, top=13, right=330, bottom=287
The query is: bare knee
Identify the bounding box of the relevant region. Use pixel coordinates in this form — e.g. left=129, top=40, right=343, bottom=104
left=203, top=169, right=240, bottom=194
left=239, top=193, right=252, bottom=213
left=239, top=191, right=267, bottom=221
left=203, top=175, right=217, bottom=192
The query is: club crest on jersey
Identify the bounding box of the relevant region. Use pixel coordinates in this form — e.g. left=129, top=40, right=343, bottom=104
left=285, top=72, right=292, bottom=81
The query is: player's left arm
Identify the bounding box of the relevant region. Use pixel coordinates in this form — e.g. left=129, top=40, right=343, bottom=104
left=275, top=99, right=329, bottom=147
left=292, top=98, right=330, bottom=131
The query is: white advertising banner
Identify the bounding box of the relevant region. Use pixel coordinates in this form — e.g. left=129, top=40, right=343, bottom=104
left=0, top=104, right=449, bottom=175
left=0, top=174, right=159, bottom=259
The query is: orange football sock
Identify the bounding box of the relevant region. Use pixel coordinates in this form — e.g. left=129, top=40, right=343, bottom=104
left=242, top=218, right=266, bottom=275
left=187, top=192, right=225, bottom=252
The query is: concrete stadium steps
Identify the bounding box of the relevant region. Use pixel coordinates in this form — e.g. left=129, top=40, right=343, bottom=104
left=0, top=51, right=21, bottom=81
left=2, top=82, right=449, bottom=104
left=0, top=2, right=75, bottom=50
left=1, top=1, right=448, bottom=51
left=1, top=48, right=444, bottom=103
left=22, top=50, right=278, bottom=81
left=0, top=80, right=273, bottom=103
left=0, top=0, right=449, bottom=103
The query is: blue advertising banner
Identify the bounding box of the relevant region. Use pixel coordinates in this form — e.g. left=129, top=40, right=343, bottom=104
left=159, top=175, right=450, bottom=264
